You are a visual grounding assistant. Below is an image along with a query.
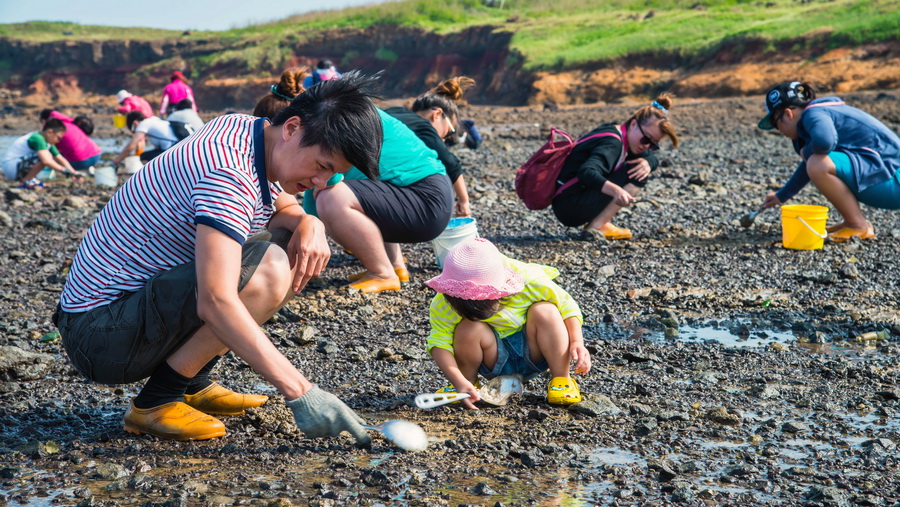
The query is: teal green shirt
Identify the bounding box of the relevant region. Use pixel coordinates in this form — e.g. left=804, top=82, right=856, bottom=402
left=302, top=109, right=446, bottom=216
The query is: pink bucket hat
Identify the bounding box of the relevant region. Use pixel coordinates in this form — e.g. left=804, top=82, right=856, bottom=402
left=425, top=238, right=524, bottom=300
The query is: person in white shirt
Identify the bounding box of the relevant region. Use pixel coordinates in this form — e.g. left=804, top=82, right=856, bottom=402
left=112, top=112, right=179, bottom=164
left=167, top=99, right=204, bottom=131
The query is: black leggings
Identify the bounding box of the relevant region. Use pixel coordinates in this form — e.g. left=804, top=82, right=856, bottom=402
left=345, top=173, right=453, bottom=243
left=551, top=168, right=648, bottom=227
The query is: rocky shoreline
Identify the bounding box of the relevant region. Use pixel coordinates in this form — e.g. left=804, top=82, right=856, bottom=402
left=1, top=91, right=898, bottom=505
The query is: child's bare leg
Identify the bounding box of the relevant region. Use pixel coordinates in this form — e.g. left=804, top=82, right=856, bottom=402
left=524, top=302, right=570, bottom=378
left=807, top=154, right=867, bottom=229
left=585, top=183, right=642, bottom=230
left=452, top=319, right=497, bottom=383
left=20, top=160, right=46, bottom=182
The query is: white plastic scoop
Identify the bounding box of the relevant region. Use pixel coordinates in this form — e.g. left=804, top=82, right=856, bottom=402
left=414, top=374, right=525, bottom=409
left=362, top=420, right=428, bottom=451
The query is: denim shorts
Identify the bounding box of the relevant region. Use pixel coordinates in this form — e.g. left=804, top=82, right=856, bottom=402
left=478, top=328, right=549, bottom=382
left=832, top=150, right=900, bottom=210
left=70, top=154, right=101, bottom=171
left=54, top=229, right=291, bottom=384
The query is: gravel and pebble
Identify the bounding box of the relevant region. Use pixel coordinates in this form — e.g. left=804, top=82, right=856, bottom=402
left=0, top=92, right=898, bottom=505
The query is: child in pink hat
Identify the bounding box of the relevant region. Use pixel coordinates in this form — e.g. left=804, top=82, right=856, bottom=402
left=424, top=238, right=591, bottom=408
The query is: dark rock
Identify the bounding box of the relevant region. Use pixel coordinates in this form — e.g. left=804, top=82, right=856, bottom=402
left=0, top=346, right=53, bottom=381
left=471, top=482, right=497, bottom=495
left=634, top=417, right=657, bottom=436
left=781, top=421, right=808, bottom=434
left=705, top=406, right=742, bottom=426
left=805, top=486, right=850, bottom=506
left=568, top=395, right=621, bottom=416
left=671, top=485, right=695, bottom=503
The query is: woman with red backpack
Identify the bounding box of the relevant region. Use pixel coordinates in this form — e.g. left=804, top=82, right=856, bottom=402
left=551, top=95, right=679, bottom=240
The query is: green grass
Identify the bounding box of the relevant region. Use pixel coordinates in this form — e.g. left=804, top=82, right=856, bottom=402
left=0, top=21, right=188, bottom=41
left=1, top=0, right=897, bottom=70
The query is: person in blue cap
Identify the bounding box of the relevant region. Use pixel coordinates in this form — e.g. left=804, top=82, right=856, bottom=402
left=757, top=81, right=900, bottom=241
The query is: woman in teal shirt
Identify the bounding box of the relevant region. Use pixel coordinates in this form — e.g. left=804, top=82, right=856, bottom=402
left=304, top=108, right=452, bottom=293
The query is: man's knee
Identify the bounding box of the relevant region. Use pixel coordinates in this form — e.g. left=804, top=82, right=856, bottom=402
left=244, top=244, right=291, bottom=296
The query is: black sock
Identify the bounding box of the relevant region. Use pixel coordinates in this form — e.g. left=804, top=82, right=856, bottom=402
left=133, top=362, right=192, bottom=409
left=184, top=355, right=221, bottom=395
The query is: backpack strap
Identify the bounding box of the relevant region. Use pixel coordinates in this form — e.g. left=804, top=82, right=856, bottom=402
left=805, top=100, right=845, bottom=109
left=554, top=125, right=627, bottom=197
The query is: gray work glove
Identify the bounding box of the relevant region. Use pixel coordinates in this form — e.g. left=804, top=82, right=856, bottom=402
left=285, top=385, right=371, bottom=445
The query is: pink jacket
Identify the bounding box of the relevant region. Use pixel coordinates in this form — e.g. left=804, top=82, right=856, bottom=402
left=117, top=96, right=154, bottom=118
left=49, top=111, right=101, bottom=163
left=159, top=80, right=197, bottom=115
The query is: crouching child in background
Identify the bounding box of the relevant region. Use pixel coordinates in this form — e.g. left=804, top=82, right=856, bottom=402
left=424, top=238, right=591, bottom=409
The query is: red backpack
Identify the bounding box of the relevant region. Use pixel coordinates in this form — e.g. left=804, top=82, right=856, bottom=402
left=515, top=126, right=626, bottom=210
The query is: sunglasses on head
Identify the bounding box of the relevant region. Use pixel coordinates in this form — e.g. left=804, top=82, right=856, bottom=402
left=442, top=111, right=457, bottom=143
left=636, top=122, right=660, bottom=151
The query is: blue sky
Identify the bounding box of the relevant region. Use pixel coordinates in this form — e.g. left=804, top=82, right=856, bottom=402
left=0, top=0, right=393, bottom=31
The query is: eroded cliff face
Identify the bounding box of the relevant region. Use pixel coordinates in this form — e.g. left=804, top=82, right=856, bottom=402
left=0, top=25, right=531, bottom=110
left=1, top=25, right=898, bottom=110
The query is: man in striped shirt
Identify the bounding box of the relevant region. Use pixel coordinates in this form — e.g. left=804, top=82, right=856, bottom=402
left=55, top=74, right=383, bottom=443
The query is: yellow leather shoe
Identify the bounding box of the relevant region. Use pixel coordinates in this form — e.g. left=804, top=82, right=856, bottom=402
left=828, top=222, right=875, bottom=242
left=184, top=382, right=268, bottom=416
left=124, top=401, right=226, bottom=441
left=347, top=274, right=402, bottom=293
left=598, top=223, right=633, bottom=240
left=348, top=267, right=410, bottom=283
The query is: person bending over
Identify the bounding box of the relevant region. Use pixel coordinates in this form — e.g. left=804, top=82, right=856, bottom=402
left=424, top=238, right=591, bottom=409
left=55, top=74, right=383, bottom=443
left=384, top=76, right=475, bottom=218
left=757, top=81, right=900, bottom=241
left=2, top=118, right=81, bottom=189
left=552, top=95, right=680, bottom=240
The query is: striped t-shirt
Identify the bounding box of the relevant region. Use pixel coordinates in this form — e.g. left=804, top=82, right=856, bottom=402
left=426, top=258, right=583, bottom=353
left=60, top=115, right=282, bottom=312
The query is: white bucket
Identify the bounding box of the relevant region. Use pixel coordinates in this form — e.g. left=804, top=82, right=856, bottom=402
left=432, top=217, right=479, bottom=268
left=123, top=155, right=143, bottom=174
left=36, top=168, right=56, bottom=180
left=94, top=165, right=118, bottom=187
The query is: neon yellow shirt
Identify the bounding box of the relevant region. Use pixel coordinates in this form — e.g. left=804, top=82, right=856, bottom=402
left=426, top=258, right=583, bottom=354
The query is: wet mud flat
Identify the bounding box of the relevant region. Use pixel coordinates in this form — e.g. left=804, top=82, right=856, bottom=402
left=1, top=92, right=899, bottom=505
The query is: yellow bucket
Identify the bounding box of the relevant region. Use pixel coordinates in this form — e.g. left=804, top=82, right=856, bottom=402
left=781, top=204, right=828, bottom=250
left=113, top=114, right=126, bottom=129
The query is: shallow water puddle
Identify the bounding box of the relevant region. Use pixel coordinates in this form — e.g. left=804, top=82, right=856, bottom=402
left=672, top=324, right=795, bottom=348
left=588, top=446, right=645, bottom=466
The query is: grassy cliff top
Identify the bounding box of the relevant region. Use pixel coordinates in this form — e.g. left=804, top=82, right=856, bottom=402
left=2, top=0, right=897, bottom=70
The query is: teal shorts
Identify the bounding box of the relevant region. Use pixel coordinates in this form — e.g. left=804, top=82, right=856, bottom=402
left=832, top=151, right=900, bottom=210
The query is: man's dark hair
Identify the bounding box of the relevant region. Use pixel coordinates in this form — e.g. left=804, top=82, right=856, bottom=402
left=39, top=109, right=54, bottom=122
left=42, top=118, right=66, bottom=133
left=445, top=295, right=501, bottom=322
left=74, top=115, right=94, bottom=136
left=271, top=71, right=382, bottom=179
left=125, top=111, right=146, bottom=130
left=175, top=99, right=193, bottom=110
